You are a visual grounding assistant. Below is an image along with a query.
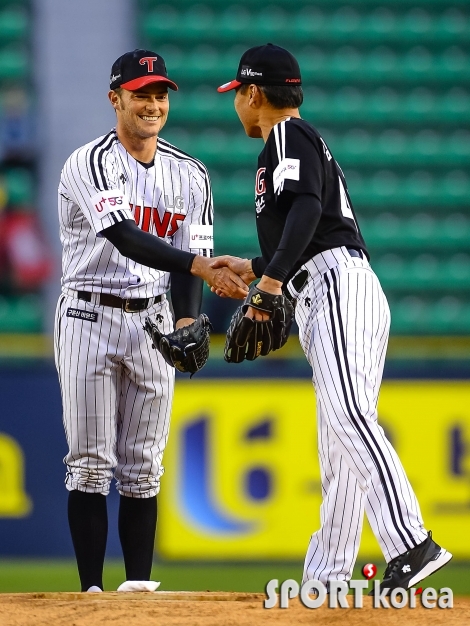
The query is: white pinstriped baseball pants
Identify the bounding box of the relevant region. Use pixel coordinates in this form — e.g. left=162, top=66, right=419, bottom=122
left=287, top=247, right=427, bottom=584
left=54, top=291, right=175, bottom=498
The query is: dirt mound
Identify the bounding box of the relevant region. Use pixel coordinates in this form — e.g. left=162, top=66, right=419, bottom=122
left=0, top=592, right=468, bottom=626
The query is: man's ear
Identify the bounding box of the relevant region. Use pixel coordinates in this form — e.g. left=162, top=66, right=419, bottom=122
left=248, top=84, right=262, bottom=107
left=108, top=90, right=120, bottom=110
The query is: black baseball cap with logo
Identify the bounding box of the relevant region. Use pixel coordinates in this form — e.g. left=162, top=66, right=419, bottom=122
left=217, top=43, right=301, bottom=93
left=110, top=49, right=178, bottom=92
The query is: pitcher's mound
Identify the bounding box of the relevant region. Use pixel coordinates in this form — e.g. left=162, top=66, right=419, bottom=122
left=0, top=592, right=468, bottom=625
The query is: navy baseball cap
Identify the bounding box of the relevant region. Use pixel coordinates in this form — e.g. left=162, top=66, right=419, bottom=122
left=217, top=43, right=301, bottom=93
left=110, top=49, right=178, bottom=92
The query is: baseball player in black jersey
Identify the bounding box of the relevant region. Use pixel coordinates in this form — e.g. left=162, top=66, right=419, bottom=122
left=215, top=44, right=452, bottom=594
left=55, top=49, right=247, bottom=593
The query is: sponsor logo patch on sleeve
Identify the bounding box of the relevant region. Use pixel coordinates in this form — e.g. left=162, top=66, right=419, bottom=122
left=89, top=190, right=130, bottom=219
left=273, top=158, right=300, bottom=193
left=189, top=225, right=214, bottom=250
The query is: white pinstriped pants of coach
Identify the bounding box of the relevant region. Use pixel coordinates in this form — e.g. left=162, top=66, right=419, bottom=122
left=54, top=291, right=175, bottom=498
left=287, top=247, right=427, bottom=584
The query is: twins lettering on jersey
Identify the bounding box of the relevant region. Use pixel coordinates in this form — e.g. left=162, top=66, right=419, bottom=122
left=130, top=203, right=185, bottom=237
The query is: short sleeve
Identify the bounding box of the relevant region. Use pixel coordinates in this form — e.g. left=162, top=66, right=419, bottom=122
left=269, top=120, right=324, bottom=201
left=171, top=165, right=214, bottom=258
left=60, top=141, right=135, bottom=235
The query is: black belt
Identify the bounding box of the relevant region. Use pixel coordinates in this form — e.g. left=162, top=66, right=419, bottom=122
left=77, top=291, right=163, bottom=313
left=284, top=248, right=364, bottom=303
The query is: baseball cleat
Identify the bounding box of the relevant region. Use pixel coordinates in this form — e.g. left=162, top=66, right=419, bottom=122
left=86, top=585, right=103, bottom=593
left=117, top=580, right=160, bottom=592
left=368, top=531, right=453, bottom=596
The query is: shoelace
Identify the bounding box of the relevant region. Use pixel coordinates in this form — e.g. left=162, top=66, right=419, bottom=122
left=384, top=535, right=430, bottom=579
left=384, top=553, right=405, bottom=578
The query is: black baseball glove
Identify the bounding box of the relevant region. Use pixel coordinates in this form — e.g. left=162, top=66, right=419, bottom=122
left=144, top=313, right=213, bottom=376
left=224, top=286, right=294, bottom=363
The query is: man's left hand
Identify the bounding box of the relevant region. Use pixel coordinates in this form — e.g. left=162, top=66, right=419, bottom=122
left=245, top=276, right=283, bottom=321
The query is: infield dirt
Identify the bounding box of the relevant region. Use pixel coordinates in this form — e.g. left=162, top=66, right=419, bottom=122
left=0, top=592, right=469, bottom=625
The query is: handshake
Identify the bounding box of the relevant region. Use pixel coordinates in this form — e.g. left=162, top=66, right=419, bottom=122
left=144, top=254, right=294, bottom=374
left=190, top=254, right=256, bottom=300
left=146, top=253, right=295, bottom=373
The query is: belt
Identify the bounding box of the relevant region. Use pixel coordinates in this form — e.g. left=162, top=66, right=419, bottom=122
left=284, top=247, right=364, bottom=303
left=284, top=271, right=306, bottom=306
left=77, top=291, right=163, bottom=313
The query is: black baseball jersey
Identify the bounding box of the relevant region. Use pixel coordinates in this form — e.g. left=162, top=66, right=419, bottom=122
left=253, top=117, right=368, bottom=282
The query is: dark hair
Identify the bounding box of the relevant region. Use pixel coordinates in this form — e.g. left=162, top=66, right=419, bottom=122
left=240, top=83, right=303, bottom=109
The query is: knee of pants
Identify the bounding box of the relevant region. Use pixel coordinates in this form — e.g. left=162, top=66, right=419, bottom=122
left=115, top=464, right=164, bottom=499
left=65, top=465, right=113, bottom=495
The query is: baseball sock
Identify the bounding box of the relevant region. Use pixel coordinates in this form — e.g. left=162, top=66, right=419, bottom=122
left=118, top=495, right=157, bottom=580
left=68, top=490, right=108, bottom=592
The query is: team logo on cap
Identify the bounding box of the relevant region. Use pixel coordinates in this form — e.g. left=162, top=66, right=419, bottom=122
left=241, top=66, right=262, bottom=78
left=139, top=57, right=158, bottom=72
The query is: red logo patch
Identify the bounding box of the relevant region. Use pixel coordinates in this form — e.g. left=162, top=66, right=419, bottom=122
left=139, top=57, right=158, bottom=72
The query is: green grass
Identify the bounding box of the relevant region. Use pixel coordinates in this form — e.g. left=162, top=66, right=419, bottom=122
left=0, top=560, right=468, bottom=594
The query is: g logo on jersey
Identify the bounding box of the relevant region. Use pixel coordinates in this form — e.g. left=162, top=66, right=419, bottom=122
left=255, top=167, right=266, bottom=214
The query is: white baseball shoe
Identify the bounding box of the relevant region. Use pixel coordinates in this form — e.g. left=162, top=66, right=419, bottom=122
left=117, top=580, right=160, bottom=592
left=86, top=585, right=103, bottom=593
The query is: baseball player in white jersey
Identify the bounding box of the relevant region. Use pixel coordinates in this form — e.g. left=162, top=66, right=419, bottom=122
left=215, top=44, right=452, bottom=594
left=54, top=49, right=247, bottom=593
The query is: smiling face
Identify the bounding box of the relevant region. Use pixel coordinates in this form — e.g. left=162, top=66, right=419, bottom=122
left=109, top=83, right=170, bottom=141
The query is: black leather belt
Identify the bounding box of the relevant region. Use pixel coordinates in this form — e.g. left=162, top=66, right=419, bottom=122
left=284, top=248, right=364, bottom=303
left=77, top=291, right=163, bottom=313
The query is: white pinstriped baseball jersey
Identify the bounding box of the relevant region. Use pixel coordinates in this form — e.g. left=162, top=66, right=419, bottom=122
left=55, top=129, right=213, bottom=498
left=58, top=129, right=213, bottom=299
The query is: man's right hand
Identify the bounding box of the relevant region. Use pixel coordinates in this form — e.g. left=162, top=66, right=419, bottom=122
left=191, top=255, right=249, bottom=299
left=209, top=256, right=256, bottom=296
